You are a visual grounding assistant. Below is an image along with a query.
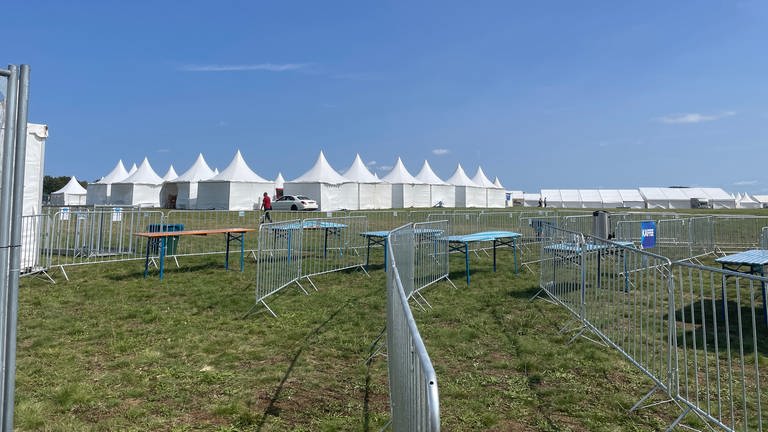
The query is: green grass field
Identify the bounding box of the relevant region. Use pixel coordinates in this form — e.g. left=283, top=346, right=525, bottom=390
left=15, top=246, right=692, bottom=431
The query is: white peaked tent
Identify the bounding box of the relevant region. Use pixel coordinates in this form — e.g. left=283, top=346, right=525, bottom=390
left=382, top=158, right=431, bottom=208
left=738, top=192, right=761, bottom=209
left=111, top=157, right=164, bottom=207
left=127, top=163, right=137, bottom=176
left=51, top=176, right=87, bottom=206
left=342, top=154, right=391, bottom=210
left=446, top=164, right=485, bottom=208
left=162, top=166, right=178, bottom=181
left=162, top=154, right=215, bottom=209
left=415, top=160, right=455, bottom=208
left=752, top=195, right=768, bottom=208
left=196, top=150, right=274, bottom=210
left=86, top=160, right=129, bottom=205
left=472, top=167, right=505, bottom=208
left=284, top=151, right=357, bottom=211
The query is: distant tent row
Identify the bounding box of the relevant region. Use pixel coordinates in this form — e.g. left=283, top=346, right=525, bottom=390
left=539, top=189, right=645, bottom=209
left=84, top=151, right=507, bottom=210
left=527, top=187, right=741, bottom=209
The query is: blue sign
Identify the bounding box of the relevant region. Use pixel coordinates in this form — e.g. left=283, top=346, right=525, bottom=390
left=640, top=221, right=656, bottom=249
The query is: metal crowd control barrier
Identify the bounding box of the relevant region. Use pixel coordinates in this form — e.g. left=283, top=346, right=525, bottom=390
left=762, top=227, right=768, bottom=250
left=299, top=216, right=368, bottom=288
left=252, top=219, right=305, bottom=317
left=46, top=208, right=164, bottom=280
left=165, top=210, right=259, bottom=258
left=672, top=261, right=767, bottom=431
left=714, top=216, right=768, bottom=254
left=536, top=226, right=679, bottom=423
left=386, top=224, right=440, bottom=431
left=19, top=214, right=50, bottom=279
left=427, top=212, right=478, bottom=236
left=412, top=220, right=455, bottom=308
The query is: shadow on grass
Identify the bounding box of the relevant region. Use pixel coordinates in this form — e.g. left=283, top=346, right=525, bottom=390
left=256, top=297, right=354, bottom=431
left=673, top=299, right=768, bottom=357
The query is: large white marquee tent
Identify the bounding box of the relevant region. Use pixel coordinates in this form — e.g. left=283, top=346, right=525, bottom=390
left=110, top=157, right=164, bottom=207
left=283, top=151, right=357, bottom=211
left=382, top=158, right=431, bottom=209
left=162, top=153, right=215, bottom=209
left=196, top=150, right=274, bottom=211
left=342, top=154, right=391, bottom=210
left=50, top=176, right=87, bottom=206
left=415, top=160, right=455, bottom=208
left=640, top=187, right=735, bottom=209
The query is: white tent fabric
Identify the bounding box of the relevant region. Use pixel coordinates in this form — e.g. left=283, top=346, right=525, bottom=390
left=127, top=163, right=137, bottom=176
left=111, top=157, right=164, bottom=207
left=618, top=189, right=645, bottom=208
left=162, top=165, right=178, bottom=181
left=162, top=154, right=215, bottom=209
left=86, top=160, right=128, bottom=205
left=342, top=154, right=391, bottom=209
left=494, top=177, right=504, bottom=189
left=415, top=160, right=455, bottom=208
left=196, top=150, right=274, bottom=210
left=446, top=164, right=485, bottom=207
left=752, top=195, right=768, bottom=208
left=274, top=172, right=285, bottom=189
left=640, top=187, right=735, bottom=209
left=523, top=193, right=542, bottom=207
left=598, top=190, right=623, bottom=208
left=738, top=192, right=761, bottom=209
left=0, top=123, right=48, bottom=272
left=51, top=176, right=87, bottom=206
left=381, top=158, right=430, bottom=208
left=472, top=167, right=505, bottom=208
left=579, top=190, right=602, bottom=208
left=283, top=151, right=357, bottom=211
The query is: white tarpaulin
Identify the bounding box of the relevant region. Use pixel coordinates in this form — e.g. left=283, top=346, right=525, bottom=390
left=472, top=167, right=505, bottom=208
left=284, top=151, right=357, bottom=211
left=196, top=150, right=274, bottom=210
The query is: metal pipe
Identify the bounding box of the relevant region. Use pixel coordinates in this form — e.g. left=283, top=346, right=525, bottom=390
left=0, top=65, right=19, bottom=424
left=3, top=64, right=29, bottom=431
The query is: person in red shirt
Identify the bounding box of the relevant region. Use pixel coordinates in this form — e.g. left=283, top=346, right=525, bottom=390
left=260, top=192, right=272, bottom=223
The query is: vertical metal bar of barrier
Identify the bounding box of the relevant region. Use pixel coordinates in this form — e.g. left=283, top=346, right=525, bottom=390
left=387, top=224, right=440, bottom=431
left=412, top=220, right=454, bottom=299
left=299, top=216, right=368, bottom=288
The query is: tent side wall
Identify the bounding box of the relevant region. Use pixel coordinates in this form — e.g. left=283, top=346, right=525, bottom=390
left=231, top=182, right=273, bottom=211
left=402, top=184, right=431, bottom=208
left=86, top=184, right=109, bottom=205
left=486, top=188, right=506, bottom=208
left=108, top=184, right=134, bottom=206
left=195, top=181, right=232, bottom=210
left=319, top=183, right=358, bottom=211
left=430, top=184, right=455, bottom=208
left=358, top=183, right=392, bottom=210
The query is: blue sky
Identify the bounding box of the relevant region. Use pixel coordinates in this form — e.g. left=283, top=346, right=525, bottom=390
left=3, top=1, right=767, bottom=194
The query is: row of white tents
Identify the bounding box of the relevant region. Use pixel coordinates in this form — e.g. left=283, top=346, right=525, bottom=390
left=76, top=151, right=508, bottom=211
left=507, top=187, right=765, bottom=209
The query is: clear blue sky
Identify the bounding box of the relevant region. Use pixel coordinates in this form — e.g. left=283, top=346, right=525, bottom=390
left=3, top=1, right=767, bottom=194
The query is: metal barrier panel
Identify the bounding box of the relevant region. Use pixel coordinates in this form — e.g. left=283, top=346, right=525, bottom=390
left=300, top=216, right=368, bottom=281
left=561, top=214, right=594, bottom=237
left=253, top=219, right=303, bottom=316
left=19, top=214, right=48, bottom=274
left=349, top=210, right=412, bottom=232
left=47, top=208, right=164, bottom=267
left=427, top=212, right=478, bottom=236
left=477, top=211, right=518, bottom=232
left=413, top=220, right=451, bottom=294
left=539, top=226, right=677, bottom=402
left=762, top=227, right=768, bottom=250
left=672, top=262, right=767, bottom=431
left=387, top=224, right=440, bottom=431
left=166, top=210, right=259, bottom=256
left=714, top=216, right=768, bottom=254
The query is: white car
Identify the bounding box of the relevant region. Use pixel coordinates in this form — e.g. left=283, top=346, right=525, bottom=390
left=271, top=195, right=319, bottom=211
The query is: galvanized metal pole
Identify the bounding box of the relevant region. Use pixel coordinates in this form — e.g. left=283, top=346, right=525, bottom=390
left=3, top=64, right=29, bottom=431
left=0, top=65, right=19, bottom=426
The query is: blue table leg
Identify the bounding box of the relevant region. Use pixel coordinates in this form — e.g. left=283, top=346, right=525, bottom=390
left=759, top=266, right=767, bottom=328
left=225, top=233, right=231, bottom=270
left=384, top=238, right=388, bottom=271
left=159, top=237, right=166, bottom=280
left=493, top=239, right=497, bottom=272
left=465, top=242, right=470, bottom=286
left=143, top=238, right=151, bottom=278
left=239, top=233, right=245, bottom=272
left=366, top=237, right=371, bottom=268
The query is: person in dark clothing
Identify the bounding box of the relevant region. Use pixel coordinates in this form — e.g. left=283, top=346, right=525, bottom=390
left=260, top=192, right=272, bottom=223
